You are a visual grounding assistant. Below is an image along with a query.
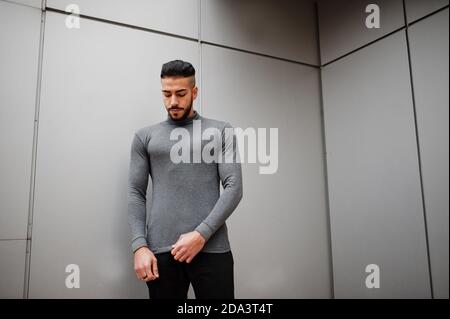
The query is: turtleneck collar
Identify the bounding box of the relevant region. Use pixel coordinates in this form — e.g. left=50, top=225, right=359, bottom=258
left=165, top=109, right=201, bottom=126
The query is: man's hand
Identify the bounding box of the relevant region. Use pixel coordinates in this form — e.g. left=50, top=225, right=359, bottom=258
left=134, top=246, right=159, bottom=282
left=171, top=231, right=206, bottom=263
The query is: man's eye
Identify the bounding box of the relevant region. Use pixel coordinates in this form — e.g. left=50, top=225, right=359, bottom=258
left=178, top=94, right=186, bottom=97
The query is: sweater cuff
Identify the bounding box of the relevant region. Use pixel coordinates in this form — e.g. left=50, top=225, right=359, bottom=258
left=131, top=236, right=148, bottom=253
left=195, top=222, right=214, bottom=242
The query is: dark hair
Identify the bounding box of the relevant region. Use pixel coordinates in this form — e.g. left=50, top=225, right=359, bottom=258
left=160, top=60, right=196, bottom=86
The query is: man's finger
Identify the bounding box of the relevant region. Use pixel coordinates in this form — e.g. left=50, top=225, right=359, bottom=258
left=144, top=261, right=154, bottom=281
left=152, top=257, right=159, bottom=278
left=171, top=243, right=181, bottom=255
left=135, top=267, right=146, bottom=280
left=180, top=253, right=189, bottom=262
left=174, top=249, right=186, bottom=261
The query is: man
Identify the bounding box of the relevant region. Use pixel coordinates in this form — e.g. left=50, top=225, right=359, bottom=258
left=127, top=59, right=243, bottom=299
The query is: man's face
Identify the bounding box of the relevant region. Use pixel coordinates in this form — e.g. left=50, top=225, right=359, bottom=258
left=161, top=76, right=198, bottom=121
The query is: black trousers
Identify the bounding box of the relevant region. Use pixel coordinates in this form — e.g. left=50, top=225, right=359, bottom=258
left=146, top=250, right=234, bottom=299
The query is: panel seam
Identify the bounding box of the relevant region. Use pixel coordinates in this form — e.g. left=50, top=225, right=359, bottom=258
left=402, top=0, right=435, bottom=299
left=23, top=7, right=46, bottom=300
left=315, top=0, right=335, bottom=299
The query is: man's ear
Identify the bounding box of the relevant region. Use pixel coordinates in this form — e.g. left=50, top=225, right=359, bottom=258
left=192, top=86, right=198, bottom=100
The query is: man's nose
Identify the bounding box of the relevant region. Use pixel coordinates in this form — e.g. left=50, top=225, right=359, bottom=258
left=170, top=95, right=179, bottom=106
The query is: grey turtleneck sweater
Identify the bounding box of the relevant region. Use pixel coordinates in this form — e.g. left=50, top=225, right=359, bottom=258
left=127, top=110, right=243, bottom=254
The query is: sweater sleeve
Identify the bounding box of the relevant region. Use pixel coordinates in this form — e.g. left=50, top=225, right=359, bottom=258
left=127, top=133, right=150, bottom=253
left=195, top=122, right=243, bottom=241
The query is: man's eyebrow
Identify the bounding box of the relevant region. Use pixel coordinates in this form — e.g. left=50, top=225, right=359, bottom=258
left=161, top=89, right=187, bottom=93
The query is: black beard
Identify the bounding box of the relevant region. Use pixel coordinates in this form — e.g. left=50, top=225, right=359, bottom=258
left=168, top=96, right=193, bottom=121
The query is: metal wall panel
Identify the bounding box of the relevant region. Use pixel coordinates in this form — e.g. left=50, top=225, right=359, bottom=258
left=408, top=8, right=449, bottom=299
left=405, top=0, right=449, bottom=23
left=201, top=0, right=319, bottom=65
left=318, top=0, right=404, bottom=64
left=2, top=0, right=41, bottom=9
left=0, top=240, right=26, bottom=298
left=202, top=44, right=332, bottom=298
left=321, top=31, right=431, bottom=298
left=28, top=12, right=199, bottom=298
left=0, top=1, right=41, bottom=239
left=46, top=0, right=198, bottom=39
